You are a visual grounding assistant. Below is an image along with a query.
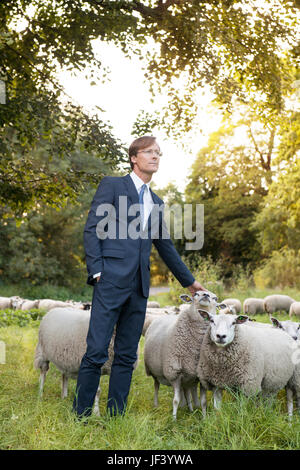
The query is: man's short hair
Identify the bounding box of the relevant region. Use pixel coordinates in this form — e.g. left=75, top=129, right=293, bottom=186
left=128, top=136, right=159, bottom=169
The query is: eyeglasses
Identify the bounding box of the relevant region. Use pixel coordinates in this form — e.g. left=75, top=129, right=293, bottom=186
left=137, top=149, right=162, bottom=157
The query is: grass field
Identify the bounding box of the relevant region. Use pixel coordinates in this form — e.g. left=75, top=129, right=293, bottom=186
left=0, top=287, right=300, bottom=450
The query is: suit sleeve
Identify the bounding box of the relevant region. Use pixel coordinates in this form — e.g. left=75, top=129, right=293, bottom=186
left=152, top=204, right=195, bottom=288
left=84, top=176, right=114, bottom=285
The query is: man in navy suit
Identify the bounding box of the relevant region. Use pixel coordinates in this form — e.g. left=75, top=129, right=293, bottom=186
left=73, top=135, right=206, bottom=419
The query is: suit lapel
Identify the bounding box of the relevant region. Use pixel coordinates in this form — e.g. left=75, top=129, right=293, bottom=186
left=122, top=174, right=139, bottom=205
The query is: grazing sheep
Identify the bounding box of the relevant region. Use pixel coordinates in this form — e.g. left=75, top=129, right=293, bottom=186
left=263, top=295, right=295, bottom=315
left=34, top=307, right=139, bottom=415
left=221, top=298, right=242, bottom=313
left=21, top=299, right=40, bottom=311
left=0, top=297, right=13, bottom=309
left=243, top=298, right=265, bottom=316
left=270, top=317, right=300, bottom=341
left=144, top=290, right=225, bottom=419
left=37, top=299, right=75, bottom=311
left=197, top=311, right=300, bottom=417
left=289, top=302, right=300, bottom=319
left=147, top=301, right=160, bottom=308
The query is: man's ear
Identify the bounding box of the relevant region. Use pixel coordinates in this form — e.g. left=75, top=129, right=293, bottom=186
left=270, top=317, right=282, bottom=329
left=179, top=294, right=192, bottom=304
left=235, top=315, right=249, bottom=324
left=198, top=310, right=212, bottom=322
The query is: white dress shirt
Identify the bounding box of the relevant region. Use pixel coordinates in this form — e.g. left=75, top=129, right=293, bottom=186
left=93, top=171, right=154, bottom=279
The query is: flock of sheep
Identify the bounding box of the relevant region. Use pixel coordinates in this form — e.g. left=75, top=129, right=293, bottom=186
left=1, top=292, right=300, bottom=420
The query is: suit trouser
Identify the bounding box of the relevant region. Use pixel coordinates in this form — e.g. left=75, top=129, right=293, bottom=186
left=73, top=268, right=147, bottom=417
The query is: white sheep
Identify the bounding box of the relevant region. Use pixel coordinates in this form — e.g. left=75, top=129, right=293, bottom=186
left=144, top=290, right=225, bottom=419
left=34, top=307, right=139, bottom=415
left=20, top=299, right=40, bottom=310
left=147, top=301, right=160, bottom=308
left=219, top=305, right=236, bottom=315
left=263, top=295, right=295, bottom=315
left=0, top=296, right=13, bottom=309
left=289, top=302, right=300, bottom=319
left=270, top=317, right=300, bottom=341
left=221, top=298, right=242, bottom=313
left=197, top=311, right=300, bottom=417
left=243, top=298, right=265, bottom=315
left=37, top=299, right=75, bottom=311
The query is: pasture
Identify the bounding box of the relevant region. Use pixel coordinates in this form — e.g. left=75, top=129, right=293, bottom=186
left=0, top=288, right=300, bottom=450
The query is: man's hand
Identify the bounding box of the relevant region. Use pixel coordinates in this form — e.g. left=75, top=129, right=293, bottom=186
left=187, top=280, right=207, bottom=296
left=96, top=276, right=100, bottom=283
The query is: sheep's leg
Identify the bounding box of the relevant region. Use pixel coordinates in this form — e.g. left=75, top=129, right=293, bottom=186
left=154, top=378, right=160, bottom=408
left=184, top=387, right=193, bottom=413
left=93, top=385, right=101, bottom=416
left=172, top=377, right=182, bottom=420
left=38, top=362, right=49, bottom=398
left=191, top=383, right=200, bottom=408
left=38, top=370, right=47, bottom=398
left=286, top=387, right=294, bottom=420
left=61, top=374, right=68, bottom=399
left=200, top=386, right=207, bottom=417
left=213, top=387, right=222, bottom=410
left=179, top=388, right=186, bottom=408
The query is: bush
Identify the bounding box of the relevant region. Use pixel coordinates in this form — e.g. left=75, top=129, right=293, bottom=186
left=168, top=255, right=225, bottom=304
left=0, top=309, right=45, bottom=328
left=253, top=248, right=300, bottom=289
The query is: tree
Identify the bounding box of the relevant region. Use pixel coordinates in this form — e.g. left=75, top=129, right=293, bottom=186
left=1, top=0, right=298, bottom=213
left=185, top=121, right=272, bottom=274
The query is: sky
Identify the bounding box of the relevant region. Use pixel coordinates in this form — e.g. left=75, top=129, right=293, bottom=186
left=58, top=40, right=223, bottom=192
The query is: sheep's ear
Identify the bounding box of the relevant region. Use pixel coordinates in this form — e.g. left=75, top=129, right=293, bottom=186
left=180, top=294, right=192, bottom=304
left=270, top=317, right=282, bottom=329
left=217, top=303, right=227, bottom=310
left=235, top=315, right=248, bottom=324
left=198, top=310, right=212, bottom=322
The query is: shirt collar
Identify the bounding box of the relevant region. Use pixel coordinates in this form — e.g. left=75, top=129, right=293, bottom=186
left=130, top=171, right=151, bottom=192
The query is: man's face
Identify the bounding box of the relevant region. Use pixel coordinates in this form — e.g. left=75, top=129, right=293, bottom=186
left=131, top=142, right=161, bottom=176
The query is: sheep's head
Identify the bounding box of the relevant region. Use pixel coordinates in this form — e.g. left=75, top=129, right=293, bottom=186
left=199, top=311, right=248, bottom=347
left=270, top=317, right=300, bottom=341
left=180, top=290, right=226, bottom=314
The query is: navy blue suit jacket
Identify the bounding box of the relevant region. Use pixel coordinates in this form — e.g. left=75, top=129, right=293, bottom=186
left=84, top=174, right=195, bottom=298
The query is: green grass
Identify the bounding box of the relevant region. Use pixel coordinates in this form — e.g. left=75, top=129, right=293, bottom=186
left=1, top=303, right=300, bottom=450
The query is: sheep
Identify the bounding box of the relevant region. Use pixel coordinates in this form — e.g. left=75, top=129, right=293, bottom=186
left=20, top=299, right=40, bottom=310
left=219, top=305, right=237, bottom=315
left=263, top=295, right=295, bottom=315
left=142, top=313, right=161, bottom=336
left=289, top=302, right=300, bottom=319
left=0, top=296, right=13, bottom=309
left=34, top=307, right=139, bottom=415
left=37, top=299, right=75, bottom=311
left=197, top=311, right=300, bottom=417
left=221, top=298, right=242, bottom=313
left=144, top=290, right=225, bottom=419
left=147, top=301, right=160, bottom=308
left=270, top=317, right=300, bottom=341
left=243, top=298, right=265, bottom=316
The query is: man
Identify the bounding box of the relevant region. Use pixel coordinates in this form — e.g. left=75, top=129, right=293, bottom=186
left=73, top=135, right=206, bottom=419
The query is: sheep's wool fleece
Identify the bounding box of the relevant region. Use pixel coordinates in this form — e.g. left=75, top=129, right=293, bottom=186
left=144, top=309, right=208, bottom=386
left=198, top=324, right=296, bottom=395
left=35, top=308, right=117, bottom=378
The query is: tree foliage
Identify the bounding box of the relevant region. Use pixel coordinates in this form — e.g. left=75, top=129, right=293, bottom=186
left=0, top=0, right=298, bottom=213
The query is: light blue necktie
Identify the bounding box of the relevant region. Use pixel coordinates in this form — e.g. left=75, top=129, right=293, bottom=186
left=139, top=183, right=147, bottom=228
